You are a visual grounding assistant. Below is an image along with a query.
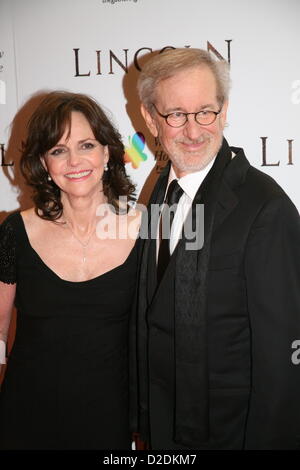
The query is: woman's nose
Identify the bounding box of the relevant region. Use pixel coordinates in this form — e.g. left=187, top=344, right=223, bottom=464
left=68, top=149, right=81, bottom=166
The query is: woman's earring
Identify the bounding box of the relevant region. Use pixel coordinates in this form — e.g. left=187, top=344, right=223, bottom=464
left=47, top=174, right=52, bottom=181
left=104, top=163, right=108, bottom=172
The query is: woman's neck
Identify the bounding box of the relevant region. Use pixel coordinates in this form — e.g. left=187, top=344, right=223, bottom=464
left=60, top=192, right=107, bottom=233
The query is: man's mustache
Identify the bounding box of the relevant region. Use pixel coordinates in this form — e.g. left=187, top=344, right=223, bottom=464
left=175, top=135, right=210, bottom=145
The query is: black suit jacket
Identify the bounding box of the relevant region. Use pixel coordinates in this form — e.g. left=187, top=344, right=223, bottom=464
left=131, top=141, right=300, bottom=449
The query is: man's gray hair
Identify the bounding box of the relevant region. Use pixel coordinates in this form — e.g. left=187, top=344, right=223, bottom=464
left=137, top=48, right=230, bottom=110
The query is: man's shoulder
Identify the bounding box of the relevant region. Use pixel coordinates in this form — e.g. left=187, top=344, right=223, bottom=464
left=224, top=147, right=300, bottom=223
left=247, top=166, right=300, bottom=222
left=230, top=147, right=289, bottom=203
left=246, top=164, right=286, bottom=198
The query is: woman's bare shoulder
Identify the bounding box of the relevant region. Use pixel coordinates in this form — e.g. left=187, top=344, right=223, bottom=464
left=20, top=208, right=52, bottom=235
left=20, top=207, right=36, bottom=224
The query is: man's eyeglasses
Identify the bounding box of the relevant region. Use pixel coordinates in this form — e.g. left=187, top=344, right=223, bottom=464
left=152, top=103, right=222, bottom=128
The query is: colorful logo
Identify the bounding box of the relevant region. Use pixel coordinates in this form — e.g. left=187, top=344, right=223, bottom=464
left=124, top=132, right=148, bottom=169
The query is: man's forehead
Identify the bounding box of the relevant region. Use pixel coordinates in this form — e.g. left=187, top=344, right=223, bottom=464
left=159, top=64, right=215, bottom=83
left=154, top=65, right=218, bottom=108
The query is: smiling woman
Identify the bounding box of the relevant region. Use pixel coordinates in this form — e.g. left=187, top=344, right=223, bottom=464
left=42, top=112, right=109, bottom=201
left=0, top=91, right=141, bottom=450
left=21, top=91, right=135, bottom=220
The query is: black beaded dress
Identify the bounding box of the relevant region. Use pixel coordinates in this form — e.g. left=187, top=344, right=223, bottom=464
left=0, top=212, right=137, bottom=450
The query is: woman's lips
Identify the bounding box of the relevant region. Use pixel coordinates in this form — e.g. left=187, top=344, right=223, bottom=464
left=64, top=170, right=93, bottom=181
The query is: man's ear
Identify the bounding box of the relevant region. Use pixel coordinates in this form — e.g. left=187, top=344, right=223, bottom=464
left=140, top=104, right=159, bottom=138
left=219, top=100, right=228, bottom=130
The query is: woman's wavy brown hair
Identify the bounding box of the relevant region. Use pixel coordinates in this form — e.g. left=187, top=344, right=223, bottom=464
left=20, top=91, right=136, bottom=220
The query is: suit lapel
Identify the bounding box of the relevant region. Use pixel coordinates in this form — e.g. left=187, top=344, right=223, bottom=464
left=139, top=164, right=170, bottom=306
left=212, top=178, right=238, bottom=231
left=213, top=147, right=250, bottom=231
left=174, top=146, right=250, bottom=259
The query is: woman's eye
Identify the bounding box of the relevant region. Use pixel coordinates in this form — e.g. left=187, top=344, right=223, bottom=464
left=82, top=142, right=95, bottom=149
left=49, top=148, right=64, bottom=156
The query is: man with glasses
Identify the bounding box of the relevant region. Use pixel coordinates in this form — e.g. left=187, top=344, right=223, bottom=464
left=131, top=48, right=300, bottom=449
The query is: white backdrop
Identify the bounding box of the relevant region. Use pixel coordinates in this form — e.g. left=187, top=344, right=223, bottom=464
left=1, top=0, right=299, bottom=218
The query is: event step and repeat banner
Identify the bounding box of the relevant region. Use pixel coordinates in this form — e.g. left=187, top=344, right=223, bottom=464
left=0, top=0, right=299, bottom=220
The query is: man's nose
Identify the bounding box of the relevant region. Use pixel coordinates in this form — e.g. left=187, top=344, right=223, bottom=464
left=183, top=115, right=203, bottom=140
